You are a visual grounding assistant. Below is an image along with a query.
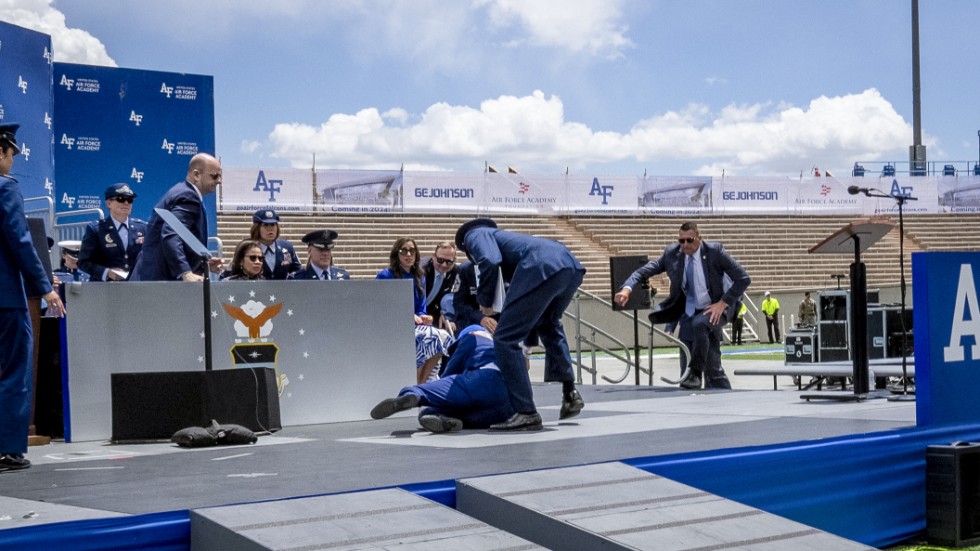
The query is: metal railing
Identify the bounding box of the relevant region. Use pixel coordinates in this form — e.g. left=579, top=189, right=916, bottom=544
left=564, top=289, right=692, bottom=386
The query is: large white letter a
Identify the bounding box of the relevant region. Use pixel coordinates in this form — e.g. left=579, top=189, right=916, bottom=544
left=944, top=264, right=980, bottom=362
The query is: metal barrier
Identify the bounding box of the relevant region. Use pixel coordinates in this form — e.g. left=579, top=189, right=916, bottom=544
left=564, top=289, right=692, bottom=387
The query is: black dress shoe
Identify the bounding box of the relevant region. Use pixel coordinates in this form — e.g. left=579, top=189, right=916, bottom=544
left=370, top=394, right=420, bottom=419
left=559, top=389, right=585, bottom=420
left=679, top=375, right=702, bottom=390
left=0, top=453, right=31, bottom=472
left=489, top=412, right=543, bottom=431
left=419, top=414, right=463, bottom=433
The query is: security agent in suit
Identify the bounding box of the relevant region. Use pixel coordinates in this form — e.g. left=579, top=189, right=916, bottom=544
left=0, top=122, right=65, bottom=472
left=615, top=221, right=750, bottom=390
left=453, top=260, right=498, bottom=332
left=288, top=230, right=350, bottom=281
left=421, top=241, right=460, bottom=332
left=455, top=218, right=586, bottom=431
left=54, top=240, right=91, bottom=283
left=131, top=153, right=224, bottom=282
left=78, top=183, right=146, bottom=281
left=250, top=209, right=300, bottom=280
left=369, top=325, right=515, bottom=433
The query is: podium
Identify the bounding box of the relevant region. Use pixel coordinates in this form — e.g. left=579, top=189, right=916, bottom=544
left=802, top=220, right=894, bottom=401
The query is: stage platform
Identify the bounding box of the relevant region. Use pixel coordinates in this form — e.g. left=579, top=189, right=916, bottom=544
left=0, top=359, right=921, bottom=543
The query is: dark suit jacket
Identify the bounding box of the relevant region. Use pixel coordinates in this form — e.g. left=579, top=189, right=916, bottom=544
left=78, top=217, right=147, bottom=280
left=461, top=227, right=585, bottom=309
left=288, top=264, right=350, bottom=281
left=0, top=175, right=52, bottom=309
left=421, top=256, right=460, bottom=322
left=623, top=240, right=750, bottom=325
left=131, top=181, right=208, bottom=281
left=262, top=239, right=301, bottom=280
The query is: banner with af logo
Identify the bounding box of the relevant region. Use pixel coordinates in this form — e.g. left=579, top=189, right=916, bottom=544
left=220, top=167, right=313, bottom=212
left=0, top=21, right=55, bottom=201
left=53, top=63, right=215, bottom=231
left=912, top=251, right=980, bottom=426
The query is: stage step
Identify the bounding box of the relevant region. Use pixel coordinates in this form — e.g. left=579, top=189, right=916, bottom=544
left=457, top=462, right=874, bottom=551
left=190, top=487, right=545, bottom=550
left=0, top=496, right=127, bottom=530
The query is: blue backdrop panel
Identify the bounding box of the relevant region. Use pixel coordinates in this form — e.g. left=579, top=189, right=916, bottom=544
left=0, top=21, right=55, bottom=201
left=913, top=251, right=980, bottom=426
left=52, top=63, right=215, bottom=233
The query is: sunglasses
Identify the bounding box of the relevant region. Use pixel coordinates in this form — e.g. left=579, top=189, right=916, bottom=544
left=678, top=237, right=698, bottom=244
left=398, top=247, right=417, bottom=256
left=246, top=255, right=263, bottom=262
left=435, top=257, right=455, bottom=265
left=196, top=170, right=222, bottom=180
left=114, top=197, right=134, bottom=204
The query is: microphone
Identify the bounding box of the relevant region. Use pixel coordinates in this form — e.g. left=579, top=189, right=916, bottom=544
left=847, top=185, right=870, bottom=196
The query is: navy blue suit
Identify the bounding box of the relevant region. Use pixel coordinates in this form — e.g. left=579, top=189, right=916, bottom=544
left=461, top=227, right=585, bottom=414
left=131, top=181, right=208, bottom=281
left=288, top=264, right=350, bottom=281
left=261, top=239, right=301, bottom=280
left=624, top=240, right=750, bottom=388
left=422, top=256, right=459, bottom=323
left=399, top=325, right=514, bottom=428
left=78, top=217, right=146, bottom=280
left=0, top=174, right=54, bottom=455
left=453, top=261, right=486, bottom=328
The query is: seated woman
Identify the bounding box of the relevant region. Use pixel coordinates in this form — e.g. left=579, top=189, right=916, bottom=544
left=221, top=240, right=266, bottom=281
left=376, top=237, right=453, bottom=384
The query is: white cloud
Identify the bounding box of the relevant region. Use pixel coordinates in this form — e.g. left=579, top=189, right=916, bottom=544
left=268, top=88, right=914, bottom=176
left=0, top=0, right=116, bottom=66
left=476, top=0, right=633, bottom=58
left=240, top=140, right=262, bottom=155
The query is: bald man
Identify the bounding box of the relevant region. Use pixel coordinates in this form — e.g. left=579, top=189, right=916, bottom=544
left=131, top=153, right=224, bottom=281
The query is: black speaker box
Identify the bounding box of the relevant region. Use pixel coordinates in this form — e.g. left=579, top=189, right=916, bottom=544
left=609, top=255, right=650, bottom=311
left=927, top=443, right=980, bottom=547
left=111, top=368, right=281, bottom=442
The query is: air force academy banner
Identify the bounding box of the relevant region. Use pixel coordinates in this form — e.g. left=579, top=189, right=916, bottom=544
left=220, top=167, right=314, bottom=213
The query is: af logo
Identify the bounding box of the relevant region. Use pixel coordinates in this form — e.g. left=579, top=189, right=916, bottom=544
left=129, top=110, right=143, bottom=126
left=19, top=143, right=29, bottom=161
left=44, top=112, right=52, bottom=129
left=61, top=193, right=76, bottom=208
left=59, top=74, right=75, bottom=91
left=44, top=178, right=53, bottom=194
left=889, top=178, right=913, bottom=198
left=253, top=170, right=282, bottom=202
left=42, top=47, right=53, bottom=64
left=160, top=82, right=173, bottom=98
left=60, top=134, right=75, bottom=149
left=161, top=138, right=175, bottom=154
left=944, top=264, right=980, bottom=363
left=589, top=177, right=614, bottom=205
left=131, top=167, right=144, bottom=183
left=18, top=76, right=27, bottom=94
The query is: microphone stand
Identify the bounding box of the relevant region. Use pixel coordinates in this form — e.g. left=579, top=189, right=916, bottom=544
left=863, top=188, right=916, bottom=401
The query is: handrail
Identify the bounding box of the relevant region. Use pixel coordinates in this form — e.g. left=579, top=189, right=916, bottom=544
left=566, top=288, right=692, bottom=386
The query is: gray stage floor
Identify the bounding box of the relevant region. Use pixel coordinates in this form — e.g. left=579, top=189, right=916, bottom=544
left=0, top=356, right=916, bottom=531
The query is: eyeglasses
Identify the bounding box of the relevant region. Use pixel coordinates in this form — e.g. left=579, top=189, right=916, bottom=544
left=196, top=170, right=222, bottom=180
left=678, top=237, right=698, bottom=244
left=435, top=257, right=455, bottom=265
left=245, top=255, right=263, bottom=262
left=114, top=197, right=134, bottom=204
left=398, top=247, right=417, bottom=256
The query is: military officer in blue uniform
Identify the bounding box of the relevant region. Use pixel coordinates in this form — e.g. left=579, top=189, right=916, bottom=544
left=250, top=209, right=300, bottom=280
left=53, top=240, right=90, bottom=283
left=78, top=183, right=146, bottom=281
left=370, top=325, right=515, bottom=432
left=0, top=123, right=65, bottom=472
left=454, top=218, right=586, bottom=431
left=288, top=229, right=350, bottom=280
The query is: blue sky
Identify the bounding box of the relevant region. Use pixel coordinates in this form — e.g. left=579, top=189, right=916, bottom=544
left=5, top=0, right=978, bottom=176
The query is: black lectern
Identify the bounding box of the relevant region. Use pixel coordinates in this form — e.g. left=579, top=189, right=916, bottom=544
left=802, top=220, right=895, bottom=401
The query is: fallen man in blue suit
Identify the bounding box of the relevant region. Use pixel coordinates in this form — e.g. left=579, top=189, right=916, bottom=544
left=370, top=325, right=515, bottom=433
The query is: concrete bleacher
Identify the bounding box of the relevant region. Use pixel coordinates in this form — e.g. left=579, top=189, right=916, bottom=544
left=216, top=212, right=980, bottom=295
